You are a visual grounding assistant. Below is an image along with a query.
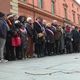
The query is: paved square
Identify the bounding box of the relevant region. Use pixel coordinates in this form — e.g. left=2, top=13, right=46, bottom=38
left=0, top=53, right=80, bottom=80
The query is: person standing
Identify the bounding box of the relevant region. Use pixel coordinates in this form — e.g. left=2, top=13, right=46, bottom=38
left=12, top=20, right=22, bottom=60
left=42, top=20, right=47, bottom=56
left=0, top=12, right=9, bottom=62
left=5, top=14, right=16, bottom=61
left=19, top=24, right=27, bottom=59
left=65, top=25, right=73, bottom=53
left=26, top=17, right=34, bottom=58
left=33, top=17, right=45, bottom=58
left=18, top=16, right=28, bottom=59
left=45, top=23, right=55, bottom=56
left=18, top=16, right=27, bottom=27
left=72, top=26, right=80, bottom=53
left=51, top=20, right=62, bottom=55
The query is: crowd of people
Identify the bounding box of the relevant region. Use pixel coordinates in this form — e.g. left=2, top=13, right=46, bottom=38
left=0, top=11, right=80, bottom=62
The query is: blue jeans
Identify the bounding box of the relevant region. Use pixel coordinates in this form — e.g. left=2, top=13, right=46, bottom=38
left=0, top=38, right=6, bottom=60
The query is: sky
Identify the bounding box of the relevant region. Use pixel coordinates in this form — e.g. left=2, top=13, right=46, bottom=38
left=76, top=0, right=80, bottom=4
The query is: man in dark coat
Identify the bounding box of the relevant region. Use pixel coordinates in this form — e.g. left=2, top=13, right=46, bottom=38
left=65, top=25, right=73, bottom=53
left=33, top=17, right=45, bottom=58
left=0, top=12, right=9, bottom=62
left=72, top=26, right=80, bottom=53
left=51, top=20, right=62, bottom=55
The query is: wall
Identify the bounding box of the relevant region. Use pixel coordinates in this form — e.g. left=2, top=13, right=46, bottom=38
left=0, top=0, right=11, bottom=14
left=18, top=0, right=80, bottom=26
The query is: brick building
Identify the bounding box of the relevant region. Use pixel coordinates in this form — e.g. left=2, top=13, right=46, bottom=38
left=0, top=0, right=80, bottom=26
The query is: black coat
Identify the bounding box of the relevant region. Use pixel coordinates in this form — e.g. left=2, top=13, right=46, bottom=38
left=45, top=27, right=54, bottom=43
left=0, top=18, right=8, bottom=39
left=72, top=29, right=80, bottom=43
left=33, top=22, right=45, bottom=43
left=26, top=23, right=33, bottom=38
left=33, top=22, right=43, bottom=33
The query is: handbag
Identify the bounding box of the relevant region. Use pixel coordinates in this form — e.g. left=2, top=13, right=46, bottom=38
left=11, top=36, right=21, bottom=47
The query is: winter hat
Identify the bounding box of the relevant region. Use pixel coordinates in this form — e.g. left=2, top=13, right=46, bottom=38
left=7, top=14, right=16, bottom=19
left=27, top=17, right=32, bottom=22
left=14, top=20, right=20, bottom=24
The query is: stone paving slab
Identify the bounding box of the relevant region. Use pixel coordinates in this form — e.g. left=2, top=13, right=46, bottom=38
left=0, top=53, right=80, bottom=80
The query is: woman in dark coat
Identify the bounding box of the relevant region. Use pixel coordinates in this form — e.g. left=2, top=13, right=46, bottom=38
left=18, top=16, right=28, bottom=59
left=11, top=20, right=22, bottom=59
left=26, top=17, right=34, bottom=58
left=19, top=24, right=27, bottom=59
left=5, top=14, right=16, bottom=60
left=45, top=23, right=55, bottom=56
left=65, top=25, right=73, bottom=53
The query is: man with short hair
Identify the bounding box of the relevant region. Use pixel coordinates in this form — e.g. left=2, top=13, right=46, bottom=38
left=51, top=20, right=62, bottom=55
left=0, top=12, right=9, bottom=63
left=33, top=17, right=46, bottom=58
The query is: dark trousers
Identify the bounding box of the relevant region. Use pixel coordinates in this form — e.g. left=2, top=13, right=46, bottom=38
left=7, top=46, right=22, bottom=60
left=73, top=42, right=79, bottom=53
left=45, top=42, right=54, bottom=56
left=21, top=47, right=27, bottom=59
left=65, top=40, right=73, bottom=53
left=35, top=41, right=45, bottom=58
left=5, top=44, right=16, bottom=60
left=27, top=37, right=33, bottom=58
left=55, top=40, right=61, bottom=55
left=15, top=46, right=22, bottom=59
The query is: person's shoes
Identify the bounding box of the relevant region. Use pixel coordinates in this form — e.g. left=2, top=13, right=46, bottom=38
left=0, top=59, right=8, bottom=63
left=37, top=55, right=41, bottom=58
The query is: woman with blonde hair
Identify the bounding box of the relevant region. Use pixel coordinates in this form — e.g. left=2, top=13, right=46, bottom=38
left=45, top=23, right=55, bottom=56
left=26, top=17, right=34, bottom=58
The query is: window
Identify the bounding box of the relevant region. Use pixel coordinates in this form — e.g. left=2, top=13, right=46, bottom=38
left=77, top=8, right=79, bottom=11
left=38, top=0, right=43, bottom=8
left=20, top=0, right=26, bottom=3
left=51, top=0, right=55, bottom=15
left=78, top=15, right=80, bottom=25
left=64, top=8, right=67, bottom=19
left=63, top=3, right=68, bottom=19
left=72, top=3, right=74, bottom=7
left=72, top=11, right=75, bottom=23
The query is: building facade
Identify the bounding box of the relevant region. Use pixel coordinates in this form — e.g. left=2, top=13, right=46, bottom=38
left=0, top=0, right=80, bottom=26
left=0, top=0, right=18, bottom=14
